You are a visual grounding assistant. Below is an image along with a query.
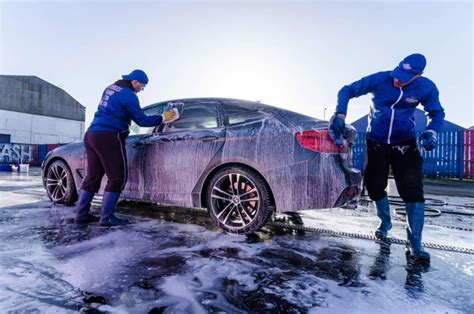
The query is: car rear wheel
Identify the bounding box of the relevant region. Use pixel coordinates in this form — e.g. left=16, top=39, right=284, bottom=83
left=45, top=160, right=78, bottom=205
left=206, top=166, right=273, bottom=234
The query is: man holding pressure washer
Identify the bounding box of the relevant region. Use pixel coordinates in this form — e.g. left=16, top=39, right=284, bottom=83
left=329, top=54, right=445, bottom=263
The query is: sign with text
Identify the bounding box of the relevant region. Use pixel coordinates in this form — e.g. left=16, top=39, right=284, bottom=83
left=0, top=143, right=38, bottom=164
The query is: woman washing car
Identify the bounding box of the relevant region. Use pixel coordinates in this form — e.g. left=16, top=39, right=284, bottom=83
left=75, top=69, right=178, bottom=226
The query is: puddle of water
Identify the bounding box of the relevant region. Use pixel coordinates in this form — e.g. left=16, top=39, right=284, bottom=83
left=0, top=172, right=472, bottom=313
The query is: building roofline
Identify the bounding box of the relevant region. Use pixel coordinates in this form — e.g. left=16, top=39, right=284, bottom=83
left=0, top=75, right=85, bottom=109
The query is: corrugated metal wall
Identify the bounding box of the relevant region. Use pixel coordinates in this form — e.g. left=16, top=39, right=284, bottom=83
left=464, top=130, right=474, bottom=179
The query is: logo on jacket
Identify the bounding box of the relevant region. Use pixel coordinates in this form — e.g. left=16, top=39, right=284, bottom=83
left=393, top=145, right=410, bottom=155
left=402, top=63, right=412, bottom=70
left=405, top=97, right=418, bottom=104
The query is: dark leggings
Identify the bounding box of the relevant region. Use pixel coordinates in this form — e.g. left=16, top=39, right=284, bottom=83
left=364, top=138, right=424, bottom=203
left=81, top=131, right=128, bottom=193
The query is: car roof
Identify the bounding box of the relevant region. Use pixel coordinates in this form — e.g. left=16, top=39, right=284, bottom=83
left=144, top=97, right=322, bottom=123
left=144, top=97, right=274, bottom=111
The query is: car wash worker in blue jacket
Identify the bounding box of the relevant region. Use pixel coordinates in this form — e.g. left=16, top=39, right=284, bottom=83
left=329, top=54, right=445, bottom=263
left=75, top=69, right=177, bottom=226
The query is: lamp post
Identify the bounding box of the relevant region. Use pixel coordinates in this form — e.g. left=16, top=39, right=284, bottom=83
left=323, top=107, right=327, bottom=120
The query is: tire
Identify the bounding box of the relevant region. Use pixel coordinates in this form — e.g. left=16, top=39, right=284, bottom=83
left=45, top=160, right=78, bottom=205
left=206, top=166, right=273, bottom=234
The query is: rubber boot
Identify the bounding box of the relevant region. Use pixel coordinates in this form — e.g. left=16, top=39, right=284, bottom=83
left=99, top=192, right=130, bottom=226
left=374, top=196, right=392, bottom=241
left=75, top=190, right=99, bottom=224
left=405, top=202, right=430, bottom=262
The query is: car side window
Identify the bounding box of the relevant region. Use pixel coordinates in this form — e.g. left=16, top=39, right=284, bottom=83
left=225, top=104, right=267, bottom=126
left=165, top=103, right=218, bottom=131
left=129, top=104, right=166, bottom=135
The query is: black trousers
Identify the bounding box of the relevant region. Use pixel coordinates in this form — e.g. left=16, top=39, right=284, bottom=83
left=364, top=138, right=424, bottom=203
left=81, top=131, right=128, bottom=193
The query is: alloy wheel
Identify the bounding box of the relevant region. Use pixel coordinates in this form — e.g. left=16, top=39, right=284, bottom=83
left=46, top=163, right=69, bottom=202
left=210, top=173, right=261, bottom=229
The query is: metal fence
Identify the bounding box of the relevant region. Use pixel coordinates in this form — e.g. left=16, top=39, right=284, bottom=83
left=351, top=130, right=474, bottom=180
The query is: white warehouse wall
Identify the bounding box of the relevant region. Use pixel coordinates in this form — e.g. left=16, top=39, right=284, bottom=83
left=0, top=109, right=84, bottom=144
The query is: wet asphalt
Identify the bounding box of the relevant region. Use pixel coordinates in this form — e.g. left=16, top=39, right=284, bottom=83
left=0, top=169, right=473, bottom=313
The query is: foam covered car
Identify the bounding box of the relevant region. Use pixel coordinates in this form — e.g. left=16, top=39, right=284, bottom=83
left=42, top=98, right=361, bottom=234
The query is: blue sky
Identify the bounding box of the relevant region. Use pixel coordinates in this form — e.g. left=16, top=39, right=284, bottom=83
left=1, top=0, right=472, bottom=128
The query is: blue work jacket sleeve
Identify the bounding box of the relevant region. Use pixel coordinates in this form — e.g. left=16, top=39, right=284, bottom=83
left=422, top=84, right=445, bottom=133
left=125, top=93, right=163, bottom=127
left=336, top=72, right=380, bottom=115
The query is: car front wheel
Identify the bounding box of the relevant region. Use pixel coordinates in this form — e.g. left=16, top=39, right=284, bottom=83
left=45, top=160, right=78, bottom=205
left=206, top=166, right=273, bottom=234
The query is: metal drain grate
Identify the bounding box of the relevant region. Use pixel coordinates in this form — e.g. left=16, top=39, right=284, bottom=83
left=269, top=221, right=474, bottom=255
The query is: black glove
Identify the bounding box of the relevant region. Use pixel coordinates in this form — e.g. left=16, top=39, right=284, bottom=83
left=419, top=130, right=437, bottom=151
left=328, top=113, right=346, bottom=146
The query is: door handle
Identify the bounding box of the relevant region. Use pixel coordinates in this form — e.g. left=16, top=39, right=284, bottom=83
left=157, top=137, right=171, bottom=143
left=201, top=136, right=218, bottom=142
left=132, top=141, right=147, bottom=148
left=166, top=135, right=192, bottom=142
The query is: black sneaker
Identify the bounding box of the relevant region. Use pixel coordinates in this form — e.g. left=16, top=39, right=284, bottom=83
left=75, top=213, right=100, bottom=224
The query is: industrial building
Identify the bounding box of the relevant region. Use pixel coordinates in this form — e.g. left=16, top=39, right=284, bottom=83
left=0, top=75, right=85, bottom=144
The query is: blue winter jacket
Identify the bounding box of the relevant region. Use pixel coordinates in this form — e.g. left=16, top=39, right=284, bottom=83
left=336, top=71, right=445, bottom=144
left=88, top=80, right=162, bottom=133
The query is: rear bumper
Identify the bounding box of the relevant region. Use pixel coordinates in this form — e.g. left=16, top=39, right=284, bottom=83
left=332, top=125, right=362, bottom=207
left=333, top=160, right=362, bottom=207
left=263, top=153, right=362, bottom=212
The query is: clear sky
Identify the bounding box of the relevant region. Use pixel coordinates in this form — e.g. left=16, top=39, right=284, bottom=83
left=1, top=0, right=473, bottom=128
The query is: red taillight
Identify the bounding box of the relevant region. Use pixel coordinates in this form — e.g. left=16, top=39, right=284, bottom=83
left=345, top=186, right=359, bottom=197
left=295, top=130, right=348, bottom=153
